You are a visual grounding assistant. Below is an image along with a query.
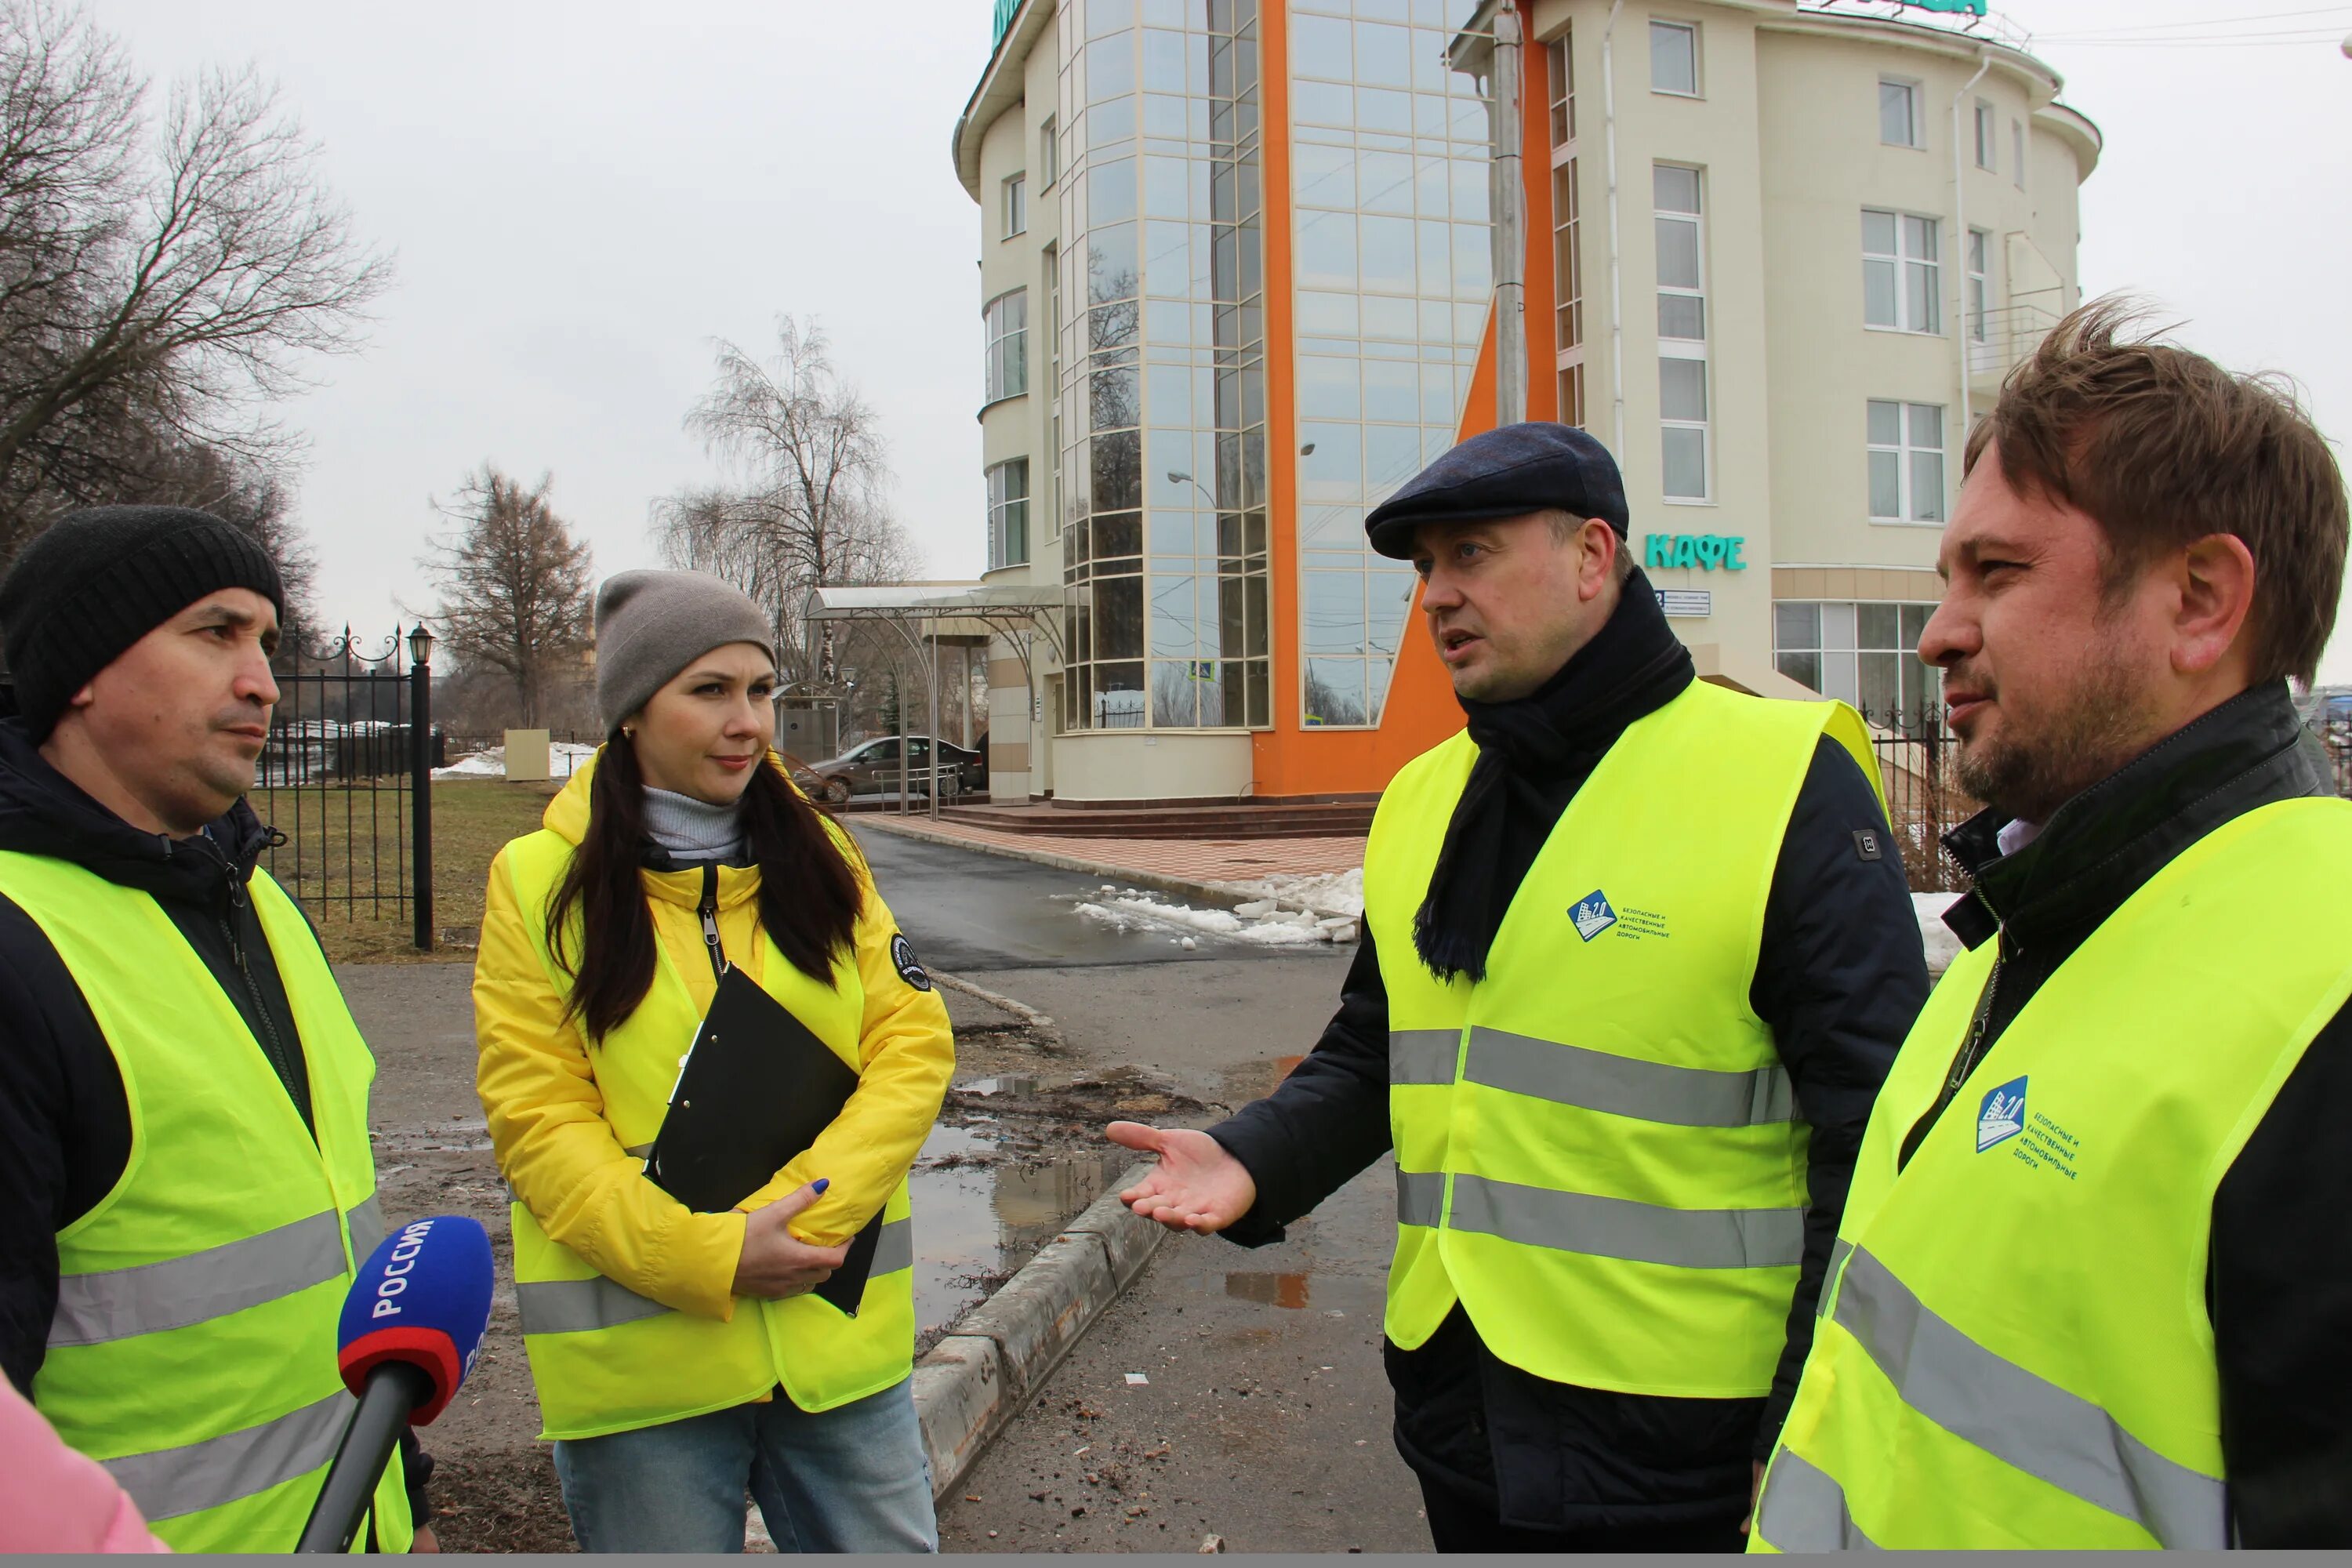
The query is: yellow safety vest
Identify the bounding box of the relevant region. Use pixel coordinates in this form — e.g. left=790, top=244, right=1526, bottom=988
left=1366, top=678, right=1882, bottom=1397
left=1753, top=797, right=2352, bottom=1550
left=7, top=849, right=411, bottom=1554
left=498, top=830, right=916, bottom=1442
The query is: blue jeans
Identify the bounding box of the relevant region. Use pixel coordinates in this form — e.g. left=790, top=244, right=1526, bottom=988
left=552, top=1379, right=937, bottom=1553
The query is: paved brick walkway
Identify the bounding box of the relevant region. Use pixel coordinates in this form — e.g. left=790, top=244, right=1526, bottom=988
left=855, top=811, right=1365, bottom=888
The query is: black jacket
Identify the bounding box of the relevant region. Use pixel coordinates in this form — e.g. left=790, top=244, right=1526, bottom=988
left=0, top=720, right=431, bottom=1527
left=1926, top=682, right=2352, bottom=1548
left=1208, top=599, right=1927, bottom=1533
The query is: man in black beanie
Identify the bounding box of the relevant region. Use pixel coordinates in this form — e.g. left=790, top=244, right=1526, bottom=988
left=1109, top=425, right=1926, bottom=1552
left=0, top=507, right=434, bottom=1552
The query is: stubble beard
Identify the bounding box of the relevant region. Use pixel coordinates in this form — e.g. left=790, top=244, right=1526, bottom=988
left=1953, top=657, right=2158, bottom=827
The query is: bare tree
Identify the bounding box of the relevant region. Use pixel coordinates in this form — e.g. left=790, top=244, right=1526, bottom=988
left=652, top=317, right=919, bottom=685
left=0, top=2, right=390, bottom=552
left=424, top=466, right=593, bottom=727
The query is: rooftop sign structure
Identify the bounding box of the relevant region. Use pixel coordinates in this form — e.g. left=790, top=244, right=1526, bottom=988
left=1798, top=0, right=2027, bottom=50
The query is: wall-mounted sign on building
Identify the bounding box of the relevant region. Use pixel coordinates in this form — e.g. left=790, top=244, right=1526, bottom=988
left=1645, top=534, right=1749, bottom=572
left=1657, top=590, right=1714, bottom=619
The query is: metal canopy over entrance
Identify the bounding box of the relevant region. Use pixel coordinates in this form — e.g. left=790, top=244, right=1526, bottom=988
left=802, top=582, right=1087, bottom=819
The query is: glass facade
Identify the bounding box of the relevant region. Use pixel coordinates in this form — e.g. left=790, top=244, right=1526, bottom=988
left=1773, top=601, right=1941, bottom=725
left=1290, top=0, right=1489, bottom=728
left=1056, top=0, right=1271, bottom=731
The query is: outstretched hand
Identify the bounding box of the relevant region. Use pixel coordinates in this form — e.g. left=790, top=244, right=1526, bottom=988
left=1105, top=1122, right=1258, bottom=1233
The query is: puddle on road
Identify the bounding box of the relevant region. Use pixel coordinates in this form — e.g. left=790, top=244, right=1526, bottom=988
left=909, top=1123, right=1115, bottom=1335
left=1186, top=1266, right=1388, bottom=1315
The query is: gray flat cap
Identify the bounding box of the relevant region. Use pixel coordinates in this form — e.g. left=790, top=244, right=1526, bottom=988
left=593, top=569, right=776, bottom=734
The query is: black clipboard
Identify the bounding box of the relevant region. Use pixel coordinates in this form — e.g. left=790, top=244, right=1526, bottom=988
left=644, top=967, right=885, bottom=1316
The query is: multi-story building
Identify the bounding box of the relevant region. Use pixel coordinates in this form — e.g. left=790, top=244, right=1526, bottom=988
left=953, top=0, right=2097, bottom=803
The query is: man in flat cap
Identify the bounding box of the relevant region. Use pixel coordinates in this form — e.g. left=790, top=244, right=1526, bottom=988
left=1109, top=424, right=1925, bottom=1551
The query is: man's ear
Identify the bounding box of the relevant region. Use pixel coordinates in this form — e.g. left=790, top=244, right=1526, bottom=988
left=2172, top=532, right=2257, bottom=679
left=66, top=681, right=96, bottom=711
left=1577, top=518, right=1618, bottom=603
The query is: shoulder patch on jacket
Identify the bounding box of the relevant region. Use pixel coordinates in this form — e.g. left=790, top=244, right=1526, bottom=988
left=890, top=933, right=932, bottom=991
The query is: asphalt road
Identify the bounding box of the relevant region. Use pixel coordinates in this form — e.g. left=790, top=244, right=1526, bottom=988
left=835, top=827, right=1425, bottom=1552
left=851, top=823, right=1327, bottom=973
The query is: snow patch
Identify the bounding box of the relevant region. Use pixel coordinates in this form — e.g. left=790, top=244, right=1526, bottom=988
left=1913, top=891, right=1965, bottom=977
left=432, top=742, right=596, bottom=782
left=1208, top=867, right=1365, bottom=919
left=1073, top=888, right=1348, bottom=946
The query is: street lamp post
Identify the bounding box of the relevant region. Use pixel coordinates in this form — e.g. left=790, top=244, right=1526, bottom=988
left=408, top=622, right=434, bottom=953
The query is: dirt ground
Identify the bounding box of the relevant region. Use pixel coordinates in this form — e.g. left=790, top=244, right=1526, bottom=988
left=349, top=966, right=1232, bottom=1555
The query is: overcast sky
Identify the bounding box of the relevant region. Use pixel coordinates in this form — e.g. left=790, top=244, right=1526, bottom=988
left=85, top=1, right=2352, bottom=678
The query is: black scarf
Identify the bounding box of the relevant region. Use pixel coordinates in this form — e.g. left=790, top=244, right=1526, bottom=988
left=1412, top=573, right=1695, bottom=983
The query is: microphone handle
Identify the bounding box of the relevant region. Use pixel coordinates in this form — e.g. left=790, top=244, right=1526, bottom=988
left=295, top=1363, right=431, bottom=1553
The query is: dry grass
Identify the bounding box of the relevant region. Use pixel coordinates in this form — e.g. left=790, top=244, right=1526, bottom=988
left=258, top=780, right=562, bottom=964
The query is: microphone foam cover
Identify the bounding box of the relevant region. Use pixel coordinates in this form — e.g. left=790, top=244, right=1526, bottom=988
left=336, top=1214, right=494, bottom=1427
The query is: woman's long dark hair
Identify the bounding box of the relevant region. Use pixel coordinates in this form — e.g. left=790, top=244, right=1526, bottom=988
left=546, top=734, right=863, bottom=1041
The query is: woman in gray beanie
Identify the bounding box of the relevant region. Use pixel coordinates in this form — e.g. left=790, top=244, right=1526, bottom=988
left=473, top=569, right=952, bottom=1552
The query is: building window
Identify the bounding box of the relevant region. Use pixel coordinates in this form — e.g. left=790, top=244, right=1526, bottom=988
left=1548, top=27, right=1584, bottom=426
left=1547, top=34, right=1574, bottom=146
left=1650, top=20, right=1698, bottom=96
left=2012, top=119, right=2025, bottom=188
left=1044, top=243, right=1062, bottom=535
left=1773, top=601, right=1942, bottom=719
left=1040, top=117, right=1058, bottom=189
left=1965, top=228, right=1990, bottom=343
left=988, top=458, right=1030, bottom=569
left=1062, top=0, right=1269, bottom=732
left=1973, top=99, right=1996, bottom=170
left=1879, top=78, right=1922, bottom=148
left=983, top=288, right=1027, bottom=404
left=1003, top=173, right=1027, bottom=238
left=1656, top=164, right=1708, bottom=502
left=1867, top=401, right=1946, bottom=524
left=1863, top=209, right=1940, bottom=334
left=1287, top=0, right=1490, bottom=730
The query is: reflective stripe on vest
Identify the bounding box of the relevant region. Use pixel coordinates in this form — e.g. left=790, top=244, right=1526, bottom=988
left=1829, top=1245, right=2224, bottom=1548
left=1755, top=1450, right=1880, bottom=1552
left=516, top=1218, right=917, bottom=1335
left=1447, top=1174, right=1804, bottom=1270
left=3, top=851, right=408, bottom=1552
left=495, top=822, right=918, bottom=1439
left=1759, top=797, right=2352, bottom=1551
left=103, top=1390, right=353, bottom=1523
left=1392, top=1027, right=1797, bottom=1127
left=51, top=1207, right=355, bottom=1348
left=1369, top=681, right=1882, bottom=1398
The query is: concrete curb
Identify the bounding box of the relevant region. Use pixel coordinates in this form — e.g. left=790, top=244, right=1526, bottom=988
left=855, top=811, right=1359, bottom=921
left=911, top=1160, right=1167, bottom=1503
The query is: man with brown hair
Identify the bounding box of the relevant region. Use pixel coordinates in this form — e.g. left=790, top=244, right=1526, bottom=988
left=1751, top=299, right=2352, bottom=1550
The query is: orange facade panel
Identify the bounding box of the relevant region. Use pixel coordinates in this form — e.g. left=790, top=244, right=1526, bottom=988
left=1251, top=0, right=1548, bottom=801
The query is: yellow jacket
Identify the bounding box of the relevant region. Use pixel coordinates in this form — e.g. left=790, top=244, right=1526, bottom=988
left=474, top=760, right=953, bottom=1324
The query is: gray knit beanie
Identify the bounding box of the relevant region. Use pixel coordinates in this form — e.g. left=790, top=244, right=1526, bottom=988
left=593, top=569, right=776, bottom=735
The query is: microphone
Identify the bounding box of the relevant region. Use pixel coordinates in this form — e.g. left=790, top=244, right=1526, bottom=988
left=295, top=1214, right=493, bottom=1554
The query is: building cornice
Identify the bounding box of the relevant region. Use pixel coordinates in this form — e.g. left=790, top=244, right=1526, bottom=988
left=953, top=0, right=1051, bottom=202
left=2036, top=100, right=2103, bottom=179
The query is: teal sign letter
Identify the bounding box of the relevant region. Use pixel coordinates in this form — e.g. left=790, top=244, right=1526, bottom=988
left=1642, top=533, right=1748, bottom=572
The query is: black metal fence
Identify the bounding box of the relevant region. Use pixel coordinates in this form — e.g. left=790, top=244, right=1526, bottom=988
left=2320, top=720, right=2352, bottom=799
left=256, top=627, right=434, bottom=949
left=1862, top=708, right=1975, bottom=894
left=1867, top=707, right=2352, bottom=894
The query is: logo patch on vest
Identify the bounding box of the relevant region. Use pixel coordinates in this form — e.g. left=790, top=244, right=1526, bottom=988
left=1976, top=1076, right=2027, bottom=1152
left=1570, top=891, right=1617, bottom=942
left=891, top=933, right=932, bottom=992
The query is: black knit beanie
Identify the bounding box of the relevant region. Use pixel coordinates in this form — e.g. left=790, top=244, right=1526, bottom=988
left=0, top=506, right=285, bottom=739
